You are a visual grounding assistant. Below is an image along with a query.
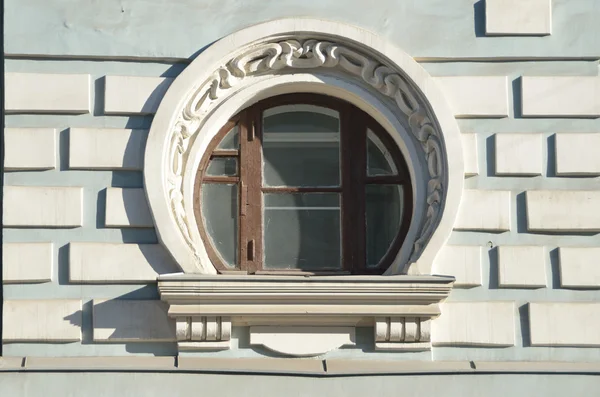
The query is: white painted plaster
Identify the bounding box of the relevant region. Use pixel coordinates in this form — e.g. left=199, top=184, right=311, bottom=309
left=454, top=190, right=511, bottom=232
left=2, top=243, right=53, bottom=284
left=498, top=246, right=547, bottom=288
left=522, top=77, right=600, bottom=117
left=69, top=243, right=178, bottom=283
left=461, top=133, right=479, bottom=177
left=5, top=72, right=89, bottom=114
left=92, top=300, right=176, bottom=342
left=4, top=128, right=56, bottom=170
left=555, top=133, right=600, bottom=176
left=250, top=326, right=355, bottom=357
left=432, top=302, right=515, bottom=346
left=529, top=303, right=600, bottom=347
left=526, top=190, right=600, bottom=232
left=69, top=128, right=147, bottom=170
left=432, top=246, right=482, bottom=288
left=3, top=186, right=83, bottom=228
left=559, top=247, right=600, bottom=289
left=495, top=133, right=543, bottom=176
left=3, top=300, right=81, bottom=342
left=104, top=75, right=172, bottom=115
left=486, top=0, right=552, bottom=36
left=105, top=188, right=154, bottom=228
left=435, top=76, right=509, bottom=118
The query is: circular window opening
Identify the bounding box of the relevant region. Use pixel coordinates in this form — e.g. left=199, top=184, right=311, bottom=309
left=193, top=94, right=412, bottom=275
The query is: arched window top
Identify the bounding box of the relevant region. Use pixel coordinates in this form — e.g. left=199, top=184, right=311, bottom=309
left=147, top=18, right=464, bottom=354
left=194, top=94, right=412, bottom=275
left=145, top=18, right=465, bottom=276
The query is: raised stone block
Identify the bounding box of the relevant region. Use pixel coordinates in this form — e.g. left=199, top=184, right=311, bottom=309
left=526, top=191, right=600, bottom=232
left=555, top=133, right=600, bottom=176
left=454, top=190, right=511, bottom=232
left=559, top=247, right=600, bottom=289
left=69, top=128, right=147, bottom=170
left=522, top=77, right=600, bottom=118
left=69, top=243, right=177, bottom=283
left=495, top=133, right=543, bottom=176
left=3, top=186, right=83, bottom=227
left=3, top=300, right=81, bottom=342
left=432, top=302, right=515, bottom=346
left=498, top=246, right=546, bottom=288
left=93, top=299, right=176, bottom=342
left=4, top=128, right=56, bottom=170
left=2, top=242, right=53, bottom=283
left=433, top=246, right=482, bottom=288
left=529, top=302, right=600, bottom=346
left=436, top=76, right=509, bottom=118
left=461, top=133, right=479, bottom=177
left=486, top=0, right=552, bottom=36
left=104, top=75, right=173, bottom=115
left=105, top=188, right=154, bottom=228
left=5, top=72, right=90, bottom=114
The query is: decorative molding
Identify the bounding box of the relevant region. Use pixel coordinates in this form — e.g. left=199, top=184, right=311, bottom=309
left=158, top=274, right=454, bottom=354
left=168, top=39, right=443, bottom=270
left=145, top=18, right=465, bottom=275
left=175, top=316, right=231, bottom=351
left=375, top=317, right=431, bottom=351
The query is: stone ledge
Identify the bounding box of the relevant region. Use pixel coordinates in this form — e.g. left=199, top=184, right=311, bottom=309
left=158, top=274, right=454, bottom=354
left=2, top=358, right=600, bottom=375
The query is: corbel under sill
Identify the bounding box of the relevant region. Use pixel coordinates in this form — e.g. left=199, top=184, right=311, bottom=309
left=157, top=274, right=454, bottom=355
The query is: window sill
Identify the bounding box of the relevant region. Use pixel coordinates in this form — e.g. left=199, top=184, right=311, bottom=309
left=158, top=274, right=454, bottom=355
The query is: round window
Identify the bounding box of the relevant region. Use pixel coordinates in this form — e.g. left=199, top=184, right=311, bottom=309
left=194, top=94, right=412, bottom=275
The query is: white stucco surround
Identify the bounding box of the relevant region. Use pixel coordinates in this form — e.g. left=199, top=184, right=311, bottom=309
left=145, top=18, right=464, bottom=275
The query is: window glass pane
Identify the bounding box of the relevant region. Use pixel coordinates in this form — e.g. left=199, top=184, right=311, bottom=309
left=206, top=157, right=237, bottom=176
left=367, top=129, right=398, bottom=176
left=366, top=185, right=404, bottom=267
left=202, top=184, right=238, bottom=267
left=217, top=125, right=239, bottom=150
left=263, top=105, right=340, bottom=187
left=263, top=193, right=341, bottom=270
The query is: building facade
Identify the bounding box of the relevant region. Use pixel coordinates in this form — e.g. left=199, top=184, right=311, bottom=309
left=2, top=0, right=600, bottom=395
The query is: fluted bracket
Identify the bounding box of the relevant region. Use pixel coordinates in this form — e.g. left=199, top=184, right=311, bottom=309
left=175, top=316, right=231, bottom=351
left=158, top=274, right=454, bottom=355
left=375, top=317, right=431, bottom=351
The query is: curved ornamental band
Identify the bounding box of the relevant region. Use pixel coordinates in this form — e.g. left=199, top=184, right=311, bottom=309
left=194, top=94, right=413, bottom=274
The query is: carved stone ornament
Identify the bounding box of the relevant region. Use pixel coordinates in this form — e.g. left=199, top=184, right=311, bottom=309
left=167, top=38, right=444, bottom=273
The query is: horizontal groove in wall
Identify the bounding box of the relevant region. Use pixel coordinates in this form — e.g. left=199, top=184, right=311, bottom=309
left=416, top=56, right=600, bottom=62
left=1, top=357, right=600, bottom=376
left=4, top=53, right=192, bottom=64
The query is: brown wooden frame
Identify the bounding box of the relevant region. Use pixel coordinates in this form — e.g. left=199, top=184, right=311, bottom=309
left=193, top=94, right=412, bottom=275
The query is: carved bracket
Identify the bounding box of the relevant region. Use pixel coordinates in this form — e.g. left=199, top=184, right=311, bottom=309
left=375, top=317, right=432, bottom=351
left=175, top=316, right=231, bottom=351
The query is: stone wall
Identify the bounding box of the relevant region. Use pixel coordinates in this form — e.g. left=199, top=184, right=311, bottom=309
left=3, top=0, right=600, bottom=363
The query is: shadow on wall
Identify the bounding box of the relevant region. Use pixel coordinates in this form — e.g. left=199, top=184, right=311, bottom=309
left=63, top=288, right=177, bottom=356
left=474, top=0, right=486, bottom=37
left=488, top=246, right=499, bottom=289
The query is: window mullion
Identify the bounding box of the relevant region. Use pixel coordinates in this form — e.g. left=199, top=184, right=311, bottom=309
left=341, top=106, right=367, bottom=273
left=239, top=107, right=263, bottom=273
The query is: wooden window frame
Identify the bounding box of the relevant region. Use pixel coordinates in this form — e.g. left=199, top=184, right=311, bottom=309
left=193, top=94, right=412, bottom=275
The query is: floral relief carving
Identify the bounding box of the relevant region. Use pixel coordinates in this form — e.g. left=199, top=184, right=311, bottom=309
left=167, top=39, right=446, bottom=270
